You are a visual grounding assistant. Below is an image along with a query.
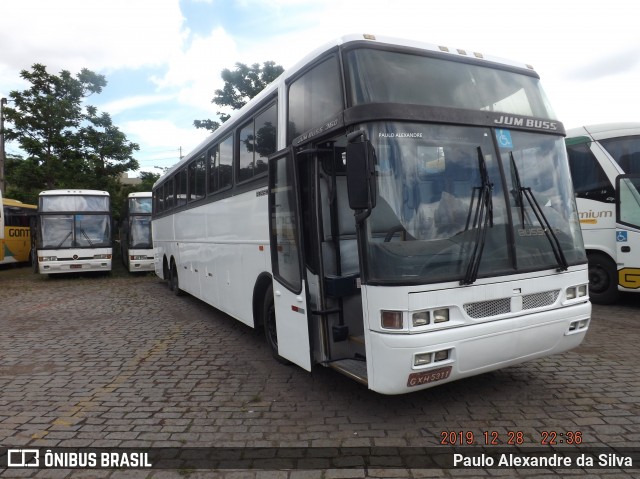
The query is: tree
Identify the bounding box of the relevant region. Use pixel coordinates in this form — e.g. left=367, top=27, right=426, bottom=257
left=137, top=171, right=160, bottom=191
left=194, top=61, right=284, bottom=133
left=3, top=63, right=139, bottom=195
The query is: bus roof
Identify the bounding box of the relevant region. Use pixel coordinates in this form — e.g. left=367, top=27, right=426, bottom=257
left=2, top=198, right=37, bottom=209
left=39, top=189, right=110, bottom=197
left=128, top=192, right=152, bottom=199
left=566, top=123, right=640, bottom=141
left=155, top=33, right=541, bottom=188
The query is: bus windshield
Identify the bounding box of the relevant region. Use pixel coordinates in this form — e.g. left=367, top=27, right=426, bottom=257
left=347, top=48, right=557, bottom=119
left=129, top=216, right=152, bottom=248
left=362, top=122, right=585, bottom=284
left=40, top=214, right=111, bottom=248
left=599, top=135, right=640, bottom=174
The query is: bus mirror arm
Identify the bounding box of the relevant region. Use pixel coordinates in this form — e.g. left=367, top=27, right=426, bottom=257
left=346, top=130, right=377, bottom=222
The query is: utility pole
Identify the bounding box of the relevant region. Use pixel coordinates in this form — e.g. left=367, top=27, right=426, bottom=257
left=0, top=97, right=6, bottom=195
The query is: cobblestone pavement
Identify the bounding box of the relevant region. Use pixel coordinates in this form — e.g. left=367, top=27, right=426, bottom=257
left=0, top=263, right=639, bottom=478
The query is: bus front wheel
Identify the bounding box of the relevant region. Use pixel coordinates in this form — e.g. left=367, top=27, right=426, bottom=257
left=262, top=285, right=290, bottom=365
left=588, top=252, right=619, bottom=304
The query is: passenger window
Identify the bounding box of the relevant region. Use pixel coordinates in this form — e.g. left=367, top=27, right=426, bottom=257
left=288, top=55, right=342, bottom=143
left=237, top=103, right=277, bottom=183
left=189, top=155, right=206, bottom=201
left=176, top=169, right=187, bottom=207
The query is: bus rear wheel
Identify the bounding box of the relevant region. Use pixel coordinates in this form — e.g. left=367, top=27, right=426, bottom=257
left=169, top=262, right=183, bottom=296
left=263, top=285, right=290, bottom=365
left=588, top=252, right=619, bottom=304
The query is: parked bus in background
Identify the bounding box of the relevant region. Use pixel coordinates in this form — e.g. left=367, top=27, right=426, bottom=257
left=119, top=192, right=154, bottom=273
left=566, top=123, right=640, bottom=304
left=152, top=34, right=590, bottom=394
left=0, top=193, right=37, bottom=266
left=33, top=189, right=113, bottom=275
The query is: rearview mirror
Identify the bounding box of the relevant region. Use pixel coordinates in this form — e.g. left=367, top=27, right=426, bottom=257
left=346, top=136, right=377, bottom=212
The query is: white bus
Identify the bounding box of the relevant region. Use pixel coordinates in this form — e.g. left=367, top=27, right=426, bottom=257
left=566, top=123, right=640, bottom=303
left=153, top=34, right=590, bottom=394
left=33, top=189, right=113, bottom=275
left=120, top=192, right=154, bottom=272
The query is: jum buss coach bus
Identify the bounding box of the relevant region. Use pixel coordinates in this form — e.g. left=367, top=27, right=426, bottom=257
left=152, top=34, right=590, bottom=394
left=33, top=190, right=113, bottom=275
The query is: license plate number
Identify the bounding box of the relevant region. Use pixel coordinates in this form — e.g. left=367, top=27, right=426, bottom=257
left=407, top=366, right=452, bottom=387
left=70, top=264, right=82, bottom=269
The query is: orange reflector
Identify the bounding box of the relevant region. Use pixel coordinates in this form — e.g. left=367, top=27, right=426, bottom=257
left=259, top=245, right=264, bottom=251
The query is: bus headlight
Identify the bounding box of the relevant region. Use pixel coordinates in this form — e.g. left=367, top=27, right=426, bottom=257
left=38, top=256, right=57, bottom=262
left=93, top=254, right=112, bottom=259
left=433, top=309, right=450, bottom=323
left=130, top=255, right=146, bottom=260
left=381, top=310, right=403, bottom=330
left=412, top=311, right=430, bottom=327
left=566, top=284, right=588, bottom=300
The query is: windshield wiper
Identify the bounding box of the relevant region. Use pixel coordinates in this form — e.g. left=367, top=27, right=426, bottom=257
left=80, top=228, right=94, bottom=247
left=509, top=153, right=568, bottom=271
left=461, top=146, right=494, bottom=285
left=57, top=231, right=72, bottom=248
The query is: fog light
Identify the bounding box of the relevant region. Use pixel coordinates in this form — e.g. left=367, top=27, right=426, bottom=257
left=412, top=311, right=430, bottom=327
left=578, top=285, right=587, bottom=297
left=381, top=311, right=403, bottom=329
left=566, top=287, right=576, bottom=300
left=434, top=350, right=449, bottom=361
left=578, top=319, right=588, bottom=329
left=414, top=353, right=432, bottom=366
left=433, top=309, right=449, bottom=323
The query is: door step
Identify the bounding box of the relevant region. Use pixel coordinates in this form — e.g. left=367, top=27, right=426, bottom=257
left=328, top=358, right=368, bottom=385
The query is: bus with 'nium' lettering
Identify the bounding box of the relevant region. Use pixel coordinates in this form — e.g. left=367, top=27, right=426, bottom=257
left=152, top=34, right=590, bottom=394
left=566, top=123, right=640, bottom=304
left=120, top=192, right=154, bottom=273
left=33, top=189, right=113, bottom=275
left=0, top=193, right=37, bottom=266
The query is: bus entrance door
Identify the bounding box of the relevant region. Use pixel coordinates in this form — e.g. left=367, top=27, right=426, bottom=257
left=268, top=148, right=312, bottom=371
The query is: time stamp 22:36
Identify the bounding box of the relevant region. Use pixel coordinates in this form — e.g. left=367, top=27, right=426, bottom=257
left=440, top=430, right=583, bottom=446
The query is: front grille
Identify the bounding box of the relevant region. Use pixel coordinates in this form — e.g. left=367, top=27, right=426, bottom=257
left=464, top=298, right=511, bottom=318
left=523, top=290, right=559, bottom=310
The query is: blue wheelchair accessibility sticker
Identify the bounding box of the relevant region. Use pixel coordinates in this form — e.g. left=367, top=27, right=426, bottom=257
left=495, top=129, right=513, bottom=149
left=617, top=231, right=628, bottom=242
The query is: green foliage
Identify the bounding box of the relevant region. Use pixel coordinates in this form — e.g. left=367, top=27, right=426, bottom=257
left=3, top=63, right=139, bottom=204
left=194, top=61, right=284, bottom=133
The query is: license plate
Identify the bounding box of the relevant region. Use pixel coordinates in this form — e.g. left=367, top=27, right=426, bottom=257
left=407, top=366, right=452, bottom=387
left=70, top=264, right=82, bottom=269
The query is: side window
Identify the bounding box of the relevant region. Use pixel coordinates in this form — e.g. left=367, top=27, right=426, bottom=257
left=288, top=55, right=342, bottom=143
left=165, top=179, right=174, bottom=210
left=238, top=120, right=254, bottom=182
left=255, top=104, right=277, bottom=175
left=566, top=142, right=614, bottom=202
left=237, top=102, right=277, bottom=183
left=220, top=135, right=233, bottom=189
left=176, top=169, right=187, bottom=207
left=189, top=155, right=206, bottom=202
left=153, top=189, right=160, bottom=214
left=207, top=144, right=220, bottom=193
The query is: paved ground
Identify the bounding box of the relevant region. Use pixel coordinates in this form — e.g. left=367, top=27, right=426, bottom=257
left=0, top=261, right=639, bottom=478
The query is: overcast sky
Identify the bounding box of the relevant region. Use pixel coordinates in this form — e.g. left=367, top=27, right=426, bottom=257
left=1, top=0, right=639, bottom=175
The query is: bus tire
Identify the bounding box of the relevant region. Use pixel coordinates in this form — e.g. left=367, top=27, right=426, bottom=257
left=170, top=262, right=183, bottom=296
left=263, top=285, right=290, bottom=365
left=588, top=252, right=619, bottom=304
left=31, top=249, right=39, bottom=274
